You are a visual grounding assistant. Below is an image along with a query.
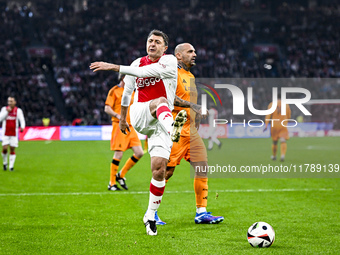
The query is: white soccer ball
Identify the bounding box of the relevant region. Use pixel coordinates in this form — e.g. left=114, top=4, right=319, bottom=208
left=247, top=222, right=275, bottom=248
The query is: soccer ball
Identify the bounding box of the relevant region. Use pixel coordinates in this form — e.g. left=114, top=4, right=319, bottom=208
left=247, top=222, right=275, bottom=248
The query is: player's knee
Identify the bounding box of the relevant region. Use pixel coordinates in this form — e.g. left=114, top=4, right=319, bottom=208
left=280, top=138, right=286, bottom=143
left=2, top=148, right=7, bottom=154
left=151, top=164, right=166, bottom=180
left=158, top=97, right=168, bottom=105
left=114, top=151, right=123, bottom=160
left=135, top=151, right=144, bottom=159
left=134, top=148, right=144, bottom=159
left=273, top=141, right=278, bottom=145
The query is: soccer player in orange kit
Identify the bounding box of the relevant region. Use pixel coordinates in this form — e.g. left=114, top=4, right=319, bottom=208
left=264, top=97, right=291, bottom=162
left=104, top=74, right=143, bottom=190
left=164, top=43, right=224, bottom=224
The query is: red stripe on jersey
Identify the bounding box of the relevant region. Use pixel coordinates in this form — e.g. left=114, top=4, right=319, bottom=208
left=5, top=107, right=17, bottom=136
left=136, top=56, right=167, bottom=103
left=150, top=183, right=165, bottom=196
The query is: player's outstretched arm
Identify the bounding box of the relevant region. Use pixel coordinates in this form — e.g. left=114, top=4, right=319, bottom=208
left=91, top=55, right=176, bottom=79
left=119, top=106, right=130, bottom=135
left=90, top=62, right=120, bottom=72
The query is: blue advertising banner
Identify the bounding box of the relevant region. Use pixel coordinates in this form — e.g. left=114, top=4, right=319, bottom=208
left=60, top=126, right=102, bottom=141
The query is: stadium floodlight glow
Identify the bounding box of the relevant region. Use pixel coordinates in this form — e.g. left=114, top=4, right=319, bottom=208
left=201, top=84, right=311, bottom=116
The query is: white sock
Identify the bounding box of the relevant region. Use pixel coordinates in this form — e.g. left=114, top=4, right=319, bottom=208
left=145, top=178, right=165, bottom=220
left=9, top=154, right=16, bottom=169
left=2, top=152, right=8, bottom=165
left=196, top=207, right=207, bottom=214
left=156, top=103, right=174, bottom=134
left=208, top=139, right=213, bottom=149
left=212, top=137, right=220, bottom=145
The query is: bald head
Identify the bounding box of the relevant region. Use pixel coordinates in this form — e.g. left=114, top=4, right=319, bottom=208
left=174, top=43, right=192, bottom=55
left=175, top=43, right=196, bottom=70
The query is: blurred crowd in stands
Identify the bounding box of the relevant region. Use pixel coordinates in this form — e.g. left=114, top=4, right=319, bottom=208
left=0, top=0, right=339, bottom=127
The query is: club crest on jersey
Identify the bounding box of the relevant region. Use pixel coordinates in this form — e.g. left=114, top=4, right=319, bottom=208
left=136, top=77, right=161, bottom=88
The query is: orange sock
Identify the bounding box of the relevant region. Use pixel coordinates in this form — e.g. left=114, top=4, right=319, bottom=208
left=110, top=158, right=120, bottom=185
left=194, top=177, right=208, bottom=208
left=281, top=142, right=287, bottom=157
left=272, top=144, right=277, bottom=157
left=120, top=155, right=140, bottom=178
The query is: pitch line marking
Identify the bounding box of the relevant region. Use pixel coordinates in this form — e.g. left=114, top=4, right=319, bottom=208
left=0, top=188, right=334, bottom=197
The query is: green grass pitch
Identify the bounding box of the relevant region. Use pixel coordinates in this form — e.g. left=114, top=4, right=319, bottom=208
left=0, top=137, right=339, bottom=254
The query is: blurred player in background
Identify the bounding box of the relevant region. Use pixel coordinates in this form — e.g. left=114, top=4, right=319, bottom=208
left=207, top=106, right=222, bottom=150
left=264, top=96, right=291, bottom=162
left=0, top=96, right=25, bottom=171
left=104, top=74, right=143, bottom=191
left=90, top=30, right=187, bottom=236
left=164, top=43, right=224, bottom=224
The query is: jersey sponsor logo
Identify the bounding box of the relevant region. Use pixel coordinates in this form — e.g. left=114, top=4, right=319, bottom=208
left=6, top=116, right=17, bottom=120
left=136, top=77, right=161, bottom=88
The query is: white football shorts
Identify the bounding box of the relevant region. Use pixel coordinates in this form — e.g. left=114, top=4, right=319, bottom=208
left=130, top=101, right=172, bottom=159
left=1, top=135, right=19, bottom=147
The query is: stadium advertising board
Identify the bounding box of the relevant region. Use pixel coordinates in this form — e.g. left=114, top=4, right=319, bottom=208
left=60, top=126, right=102, bottom=141
left=19, top=127, right=60, bottom=141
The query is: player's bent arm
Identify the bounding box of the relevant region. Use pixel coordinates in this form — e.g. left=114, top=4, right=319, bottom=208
left=174, top=95, right=202, bottom=114
left=18, top=108, right=26, bottom=130
left=90, top=55, right=177, bottom=79
left=119, top=106, right=130, bottom=135
left=104, top=105, right=120, bottom=119
left=0, top=107, right=9, bottom=122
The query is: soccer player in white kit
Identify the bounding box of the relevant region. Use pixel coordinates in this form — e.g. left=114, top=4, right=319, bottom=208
left=207, top=107, right=222, bottom=150
left=0, top=96, right=25, bottom=171
left=90, top=30, right=187, bottom=235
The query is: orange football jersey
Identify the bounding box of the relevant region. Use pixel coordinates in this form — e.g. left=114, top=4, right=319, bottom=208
left=105, top=85, right=134, bottom=124
left=173, top=66, right=198, bottom=136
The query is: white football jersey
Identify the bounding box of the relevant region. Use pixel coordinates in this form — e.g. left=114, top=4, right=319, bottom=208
left=120, top=54, right=177, bottom=110
left=0, top=106, right=25, bottom=137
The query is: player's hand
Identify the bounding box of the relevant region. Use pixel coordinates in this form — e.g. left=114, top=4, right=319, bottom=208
left=6, top=106, right=12, bottom=112
left=195, top=113, right=202, bottom=130
left=263, top=126, right=268, bottom=132
left=115, top=114, right=121, bottom=120
left=89, top=62, right=119, bottom=72
left=119, top=119, right=130, bottom=135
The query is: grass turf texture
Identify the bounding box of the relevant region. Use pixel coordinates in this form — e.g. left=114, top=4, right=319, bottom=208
left=0, top=138, right=339, bottom=254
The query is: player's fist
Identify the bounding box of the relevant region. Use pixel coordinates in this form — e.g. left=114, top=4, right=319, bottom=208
left=6, top=106, right=12, bottom=112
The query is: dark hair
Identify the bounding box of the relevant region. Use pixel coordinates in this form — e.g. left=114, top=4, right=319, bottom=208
left=147, top=29, right=169, bottom=46
left=8, top=95, right=16, bottom=100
